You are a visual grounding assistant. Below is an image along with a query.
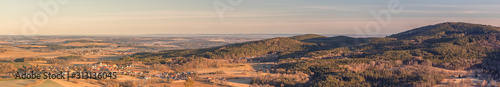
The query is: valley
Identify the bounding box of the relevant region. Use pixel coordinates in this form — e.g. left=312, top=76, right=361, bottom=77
left=1, top=22, right=499, bottom=87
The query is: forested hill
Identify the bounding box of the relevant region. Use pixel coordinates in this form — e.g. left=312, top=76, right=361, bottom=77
left=122, top=34, right=367, bottom=61
left=388, top=22, right=500, bottom=40
left=119, top=22, right=500, bottom=86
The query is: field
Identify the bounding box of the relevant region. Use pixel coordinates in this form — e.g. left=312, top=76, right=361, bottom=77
left=71, top=61, right=98, bottom=66
left=50, top=79, right=100, bottom=87
left=194, top=64, right=255, bottom=74
left=154, top=81, right=224, bottom=87
left=226, top=78, right=252, bottom=87
left=0, top=46, right=70, bottom=59
left=0, top=79, right=38, bottom=87
left=434, top=69, right=486, bottom=86
left=27, top=61, right=52, bottom=66
left=116, top=75, right=141, bottom=81
left=32, top=80, right=64, bottom=87
left=0, top=62, right=32, bottom=67
left=0, top=41, right=12, bottom=44
left=14, top=45, right=48, bottom=48
left=192, top=62, right=275, bottom=87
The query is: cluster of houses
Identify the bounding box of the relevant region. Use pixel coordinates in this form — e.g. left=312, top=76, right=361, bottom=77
left=87, top=62, right=144, bottom=76
left=20, top=65, right=72, bottom=73
left=15, top=62, right=143, bottom=77
left=14, top=62, right=199, bottom=82
left=147, top=71, right=194, bottom=80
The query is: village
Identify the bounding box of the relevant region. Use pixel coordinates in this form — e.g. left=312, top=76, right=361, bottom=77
left=10, top=62, right=197, bottom=81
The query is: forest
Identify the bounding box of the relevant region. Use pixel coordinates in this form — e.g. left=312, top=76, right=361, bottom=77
left=121, top=22, right=500, bottom=86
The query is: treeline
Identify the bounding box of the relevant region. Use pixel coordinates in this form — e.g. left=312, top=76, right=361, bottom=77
left=0, top=57, right=47, bottom=62
left=55, top=55, right=88, bottom=61
left=13, top=57, right=48, bottom=62
left=47, top=59, right=71, bottom=66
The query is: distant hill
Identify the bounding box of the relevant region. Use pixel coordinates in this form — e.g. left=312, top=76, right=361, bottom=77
left=388, top=22, right=500, bottom=40
left=124, top=37, right=317, bottom=61
left=123, top=34, right=369, bottom=61
left=289, top=34, right=327, bottom=41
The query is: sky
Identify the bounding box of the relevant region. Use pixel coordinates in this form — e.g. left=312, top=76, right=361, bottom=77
left=1, top=0, right=500, bottom=35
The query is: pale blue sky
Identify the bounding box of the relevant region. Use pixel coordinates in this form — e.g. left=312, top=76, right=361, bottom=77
left=1, top=0, right=499, bottom=35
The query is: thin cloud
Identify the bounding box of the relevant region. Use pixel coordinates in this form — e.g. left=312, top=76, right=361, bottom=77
left=299, top=6, right=368, bottom=11
left=402, top=9, right=500, bottom=14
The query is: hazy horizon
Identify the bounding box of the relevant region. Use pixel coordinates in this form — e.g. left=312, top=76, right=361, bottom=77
left=1, top=0, right=500, bottom=35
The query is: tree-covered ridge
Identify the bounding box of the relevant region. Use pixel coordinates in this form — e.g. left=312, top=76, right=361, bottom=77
left=122, top=37, right=318, bottom=61
left=289, top=34, right=327, bottom=41
left=122, top=34, right=369, bottom=62
left=388, top=22, right=500, bottom=40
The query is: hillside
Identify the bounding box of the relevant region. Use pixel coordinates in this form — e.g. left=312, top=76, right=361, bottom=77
left=121, top=34, right=369, bottom=62
left=289, top=34, right=327, bottom=41
left=388, top=22, right=500, bottom=40
left=120, top=22, right=500, bottom=86
left=121, top=37, right=316, bottom=61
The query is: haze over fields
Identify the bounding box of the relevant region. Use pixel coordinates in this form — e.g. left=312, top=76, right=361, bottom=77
left=1, top=0, right=500, bottom=35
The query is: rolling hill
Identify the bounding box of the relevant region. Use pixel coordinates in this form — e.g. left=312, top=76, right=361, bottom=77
left=388, top=22, right=500, bottom=40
